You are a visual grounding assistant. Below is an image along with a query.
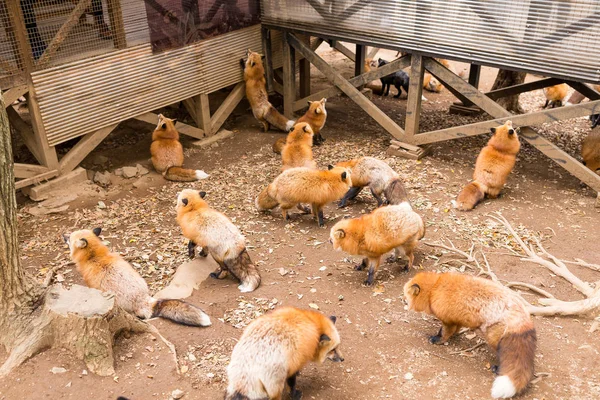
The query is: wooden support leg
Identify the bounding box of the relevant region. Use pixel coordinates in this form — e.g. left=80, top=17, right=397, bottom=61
left=209, top=82, right=245, bottom=133
left=282, top=33, right=296, bottom=119
left=25, top=90, right=59, bottom=169
left=286, top=33, right=408, bottom=141
left=367, top=47, right=379, bottom=59
left=58, top=124, right=118, bottom=174
left=106, top=0, right=126, bottom=49
left=333, top=42, right=356, bottom=62
left=299, top=36, right=311, bottom=99
left=262, top=27, right=275, bottom=94
left=355, top=44, right=365, bottom=90
left=404, top=53, right=425, bottom=139
left=196, top=94, right=212, bottom=136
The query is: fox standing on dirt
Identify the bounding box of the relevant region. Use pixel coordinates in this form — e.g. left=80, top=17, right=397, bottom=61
left=176, top=189, right=261, bottom=293
left=243, top=49, right=294, bottom=133
left=543, top=83, right=568, bottom=108
left=273, top=98, right=328, bottom=153
left=404, top=272, right=536, bottom=398
left=256, top=165, right=352, bottom=226
left=64, top=228, right=211, bottom=327
left=330, top=202, right=424, bottom=286
left=281, top=122, right=317, bottom=171
left=150, top=114, right=208, bottom=182
left=582, top=130, right=600, bottom=174
left=225, top=307, right=343, bottom=400
left=336, top=156, right=409, bottom=207
left=455, top=121, right=521, bottom=211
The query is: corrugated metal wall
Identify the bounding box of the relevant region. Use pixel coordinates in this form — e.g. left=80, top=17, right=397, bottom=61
left=262, top=0, right=600, bottom=83
left=32, top=25, right=283, bottom=146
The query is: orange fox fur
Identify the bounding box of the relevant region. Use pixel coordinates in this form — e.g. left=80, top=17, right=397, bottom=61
left=256, top=166, right=352, bottom=226
left=330, top=202, right=424, bottom=285
left=64, top=228, right=211, bottom=326
left=150, top=114, right=206, bottom=182
left=404, top=272, right=536, bottom=398
left=543, top=83, right=568, bottom=108
left=296, top=98, right=328, bottom=145
left=455, top=121, right=520, bottom=211
left=176, top=189, right=261, bottom=293
left=582, top=130, right=600, bottom=174
left=243, top=49, right=294, bottom=133
left=225, top=307, right=343, bottom=400
left=281, top=122, right=317, bottom=171
left=423, top=73, right=443, bottom=92
left=336, top=157, right=409, bottom=206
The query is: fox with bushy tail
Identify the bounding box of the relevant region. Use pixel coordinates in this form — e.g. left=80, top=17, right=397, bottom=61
left=404, top=272, right=536, bottom=398
left=64, top=228, right=211, bottom=327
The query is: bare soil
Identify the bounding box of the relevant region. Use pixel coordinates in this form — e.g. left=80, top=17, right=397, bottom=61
left=1, top=47, right=599, bottom=400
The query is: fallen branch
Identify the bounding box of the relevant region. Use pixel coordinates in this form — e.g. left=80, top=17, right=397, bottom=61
left=449, top=341, right=486, bottom=355
left=422, top=240, right=476, bottom=263
left=506, top=282, right=555, bottom=299
left=561, top=258, right=600, bottom=273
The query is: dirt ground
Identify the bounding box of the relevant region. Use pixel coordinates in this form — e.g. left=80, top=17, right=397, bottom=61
left=1, top=46, right=599, bottom=400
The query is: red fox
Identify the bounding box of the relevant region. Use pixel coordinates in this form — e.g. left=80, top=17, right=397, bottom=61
left=64, top=228, right=211, bottom=327
left=150, top=114, right=208, bottom=182
left=543, top=83, right=568, bottom=108
left=582, top=130, right=600, bottom=174
left=423, top=73, right=443, bottom=92
left=404, top=272, right=536, bottom=398
left=336, top=157, right=409, bottom=207
left=455, top=121, right=520, bottom=211
left=256, top=166, right=352, bottom=226
left=243, top=49, right=294, bottom=133
left=225, top=307, right=343, bottom=400
left=176, top=189, right=261, bottom=293
left=272, top=98, right=328, bottom=153
left=330, top=202, right=424, bottom=285
left=281, top=122, right=317, bottom=171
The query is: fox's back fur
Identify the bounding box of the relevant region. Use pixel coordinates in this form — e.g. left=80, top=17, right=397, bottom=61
left=176, top=189, right=260, bottom=292
left=281, top=122, right=316, bottom=171
left=243, top=50, right=294, bottom=133
left=455, top=121, right=520, bottom=211
left=582, top=130, right=600, bottom=174
left=226, top=307, right=343, bottom=400
left=150, top=114, right=206, bottom=182
left=65, top=229, right=211, bottom=327
left=404, top=272, right=536, bottom=398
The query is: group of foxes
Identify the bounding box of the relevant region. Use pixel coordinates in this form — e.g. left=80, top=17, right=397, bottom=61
left=61, top=50, right=544, bottom=400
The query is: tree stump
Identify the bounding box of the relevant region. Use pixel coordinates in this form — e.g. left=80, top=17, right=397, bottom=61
left=0, top=284, right=151, bottom=377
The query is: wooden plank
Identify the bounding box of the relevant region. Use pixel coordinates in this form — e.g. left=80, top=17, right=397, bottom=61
left=355, top=45, right=365, bottom=76
left=192, top=128, right=235, bottom=148
left=210, top=82, right=245, bottom=133
left=310, top=38, right=324, bottom=51
left=404, top=53, right=424, bottom=139
left=333, top=42, right=355, bottom=62
left=6, top=105, right=43, bottom=162
left=2, top=85, right=28, bottom=106
left=486, top=77, right=563, bottom=100
left=414, top=100, right=600, bottom=145
left=182, top=98, right=198, bottom=124
left=36, top=0, right=93, bottom=70
left=106, top=0, right=127, bottom=49
left=292, top=55, right=411, bottom=111
left=197, top=94, right=212, bottom=136
left=299, top=35, right=311, bottom=98
left=5, top=0, right=34, bottom=73
left=15, top=169, right=59, bottom=190
left=565, top=81, right=600, bottom=101
left=282, top=33, right=296, bottom=119
left=59, top=123, right=118, bottom=173
left=26, top=167, right=87, bottom=200
left=287, top=33, right=407, bottom=141
left=14, top=163, right=49, bottom=179
left=134, top=112, right=205, bottom=139
left=23, top=90, right=59, bottom=168
left=468, top=64, right=481, bottom=88
left=367, top=47, right=380, bottom=59
left=262, top=27, right=275, bottom=94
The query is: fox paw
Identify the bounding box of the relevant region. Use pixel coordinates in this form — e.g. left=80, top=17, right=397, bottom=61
left=363, top=278, right=374, bottom=286
left=386, top=255, right=398, bottom=264
left=491, top=365, right=499, bottom=375
left=291, top=389, right=303, bottom=400
left=429, top=335, right=442, bottom=345
left=354, top=262, right=367, bottom=271
left=198, top=248, right=208, bottom=257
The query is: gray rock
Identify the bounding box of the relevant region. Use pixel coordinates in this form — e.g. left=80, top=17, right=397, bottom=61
left=121, top=166, right=139, bottom=179
left=93, top=171, right=112, bottom=187
left=114, top=168, right=123, bottom=177
left=171, top=389, right=185, bottom=399
left=136, top=164, right=149, bottom=176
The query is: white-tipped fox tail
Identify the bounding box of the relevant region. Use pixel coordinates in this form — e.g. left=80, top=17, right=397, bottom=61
left=491, top=375, right=516, bottom=399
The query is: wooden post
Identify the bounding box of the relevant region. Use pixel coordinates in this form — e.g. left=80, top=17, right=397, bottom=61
left=106, top=0, right=127, bottom=49
left=5, top=0, right=34, bottom=73
left=196, top=94, right=212, bottom=136
left=282, top=32, right=296, bottom=119
left=24, top=89, right=58, bottom=168
left=299, top=36, right=311, bottom=99
left=404, top=54, right=425, bottom=140
left=462, top=64, right=481, bottom=107
left=355, top=44, right=365, bottom=90
left=209, top=82, right=245, bottom=133
left=261, top=27, right=275, bottom=94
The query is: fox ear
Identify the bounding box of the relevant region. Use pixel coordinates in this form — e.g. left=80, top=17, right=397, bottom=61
left=341, top=171, right=347, bottom=180
left=92, top=227, right=102, bottom=237
left=319, top=334, right=331, bottom=344
left=161, top=123, right=167, bottom=130
left=315, top=107, right=321, bottom=114
left=62, top=233, right=70, bottom=244
left=303, top=124, right=309, bottom=132
left=307, top=101, right=313, bottom=106
left=321, top=98, right=327, bottom=104
left=199, top=191, right=206, bottom=198
left=515, top=127, right=521, bottom=134
left=334, top=229, right=345, bottom=239
left=328, top=165, right=334, bottom=170
left=250, top=61, right=255, bottom=67
left=490, top=127, right=496, bottom=134
left=76, top=238, right=88, bottom=249
left=329, top=315, right=337, bottom=324
left=182, top=198, right=188, bottom=206
left=172, top=119, right=177, bottom=126
left=408, top=283, right=421, bottom=296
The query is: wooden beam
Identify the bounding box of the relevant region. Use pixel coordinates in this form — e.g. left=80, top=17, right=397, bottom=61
left=468, top=64, right=481, bottom=88
left=106, top=0, right=127, bottom=49
left=134, top=112, right=205, bottom=139
left=367, top=47, right=380, bottom=59
left=292, top=55, right=411, bottom=111
left=299, top=35, right=311, bottom=98
left=36, top=0, right=93, bottom=69
left=5, top=0, right=34, bottom=73
left=486, top=77, right=563, bottom=101
left=565, top=81, right=600, bottom=101
left=6, top=105, right=42, bottom=162
left=282, top=33, right=296, bottom=119
left=355, top=45, right=365, bottom=76
left=196, top=94, right=212, bottom=136
left=414, top=100, right=600, bottom=145
left=14, top=163, right=49, bottom=179
left=286, top=32, right=407, bottom=141
left=310, top=38, right=324, bottom=51
left=25, top=167, right=87, bottom=200
left=59, top=123, right=118, bottom=173
left=182, top=98, right=198, bottom=124
left=333, top=42, right=355, bottom=62
left=15, top=169, right=59, bottom=190
left=2, top=85, right=28, bottom=106
left=210, top=82, right=245, bottom=133
left=262, top=27, right=275, bottom=94
left=404, top=54, right=425, bottom=140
